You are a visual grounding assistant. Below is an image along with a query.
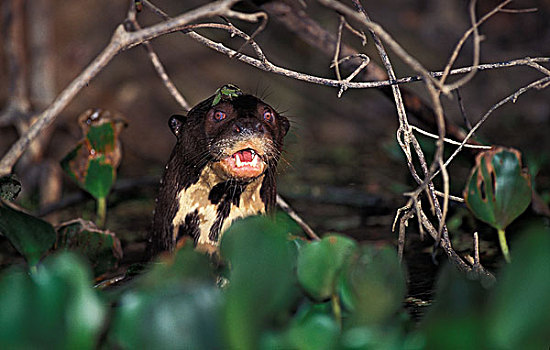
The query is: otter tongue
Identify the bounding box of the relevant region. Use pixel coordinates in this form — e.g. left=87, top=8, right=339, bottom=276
left=237, top=149, right=254, bottom=163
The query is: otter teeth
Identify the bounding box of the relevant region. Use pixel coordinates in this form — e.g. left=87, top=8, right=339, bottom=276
left=250, top=154, right=259, bottom=167
left=234, top=150, right=259, bottom=168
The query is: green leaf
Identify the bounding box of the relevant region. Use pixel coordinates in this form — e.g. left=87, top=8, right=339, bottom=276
left=0, top=174, right=21, bottom=201
left=487, top=223, right=550, bottom=349
left=464, top=147, right=532, bottom=230
left=83, top=156, right=114, bottom=199
left=420, top=265, right=489, bottom=349
left=211, top=84, right=243, bottom=106
left=297, top=234, right=358, bottom=301
left=55, top=219, right=123, bottom=276
left=110, top=284, right=223, bottom=350
left=340, top=245, right=407, bottom=325
left=287, top=301, right=340, bottom=350
left=340, top=325, right=415, bottom=350
left=61, top=110, right=125, bottom=200
left=109, top=243, right=220, bottom=349
left=220, top=215, right=297, bottom=350
left=0, top=253, right=105, bottom=349
left=60, top=144, right=82, bottom=183
left=0, top=200, right=56, bottom=266
left=212, top=94, right=222, bottom=106
left=86, top=122, right=115, bottom=153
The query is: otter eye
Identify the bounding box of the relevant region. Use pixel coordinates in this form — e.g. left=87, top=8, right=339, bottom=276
left=263, top=109, right=274, bottom=123
left=213, top=110, right=226, bottom=122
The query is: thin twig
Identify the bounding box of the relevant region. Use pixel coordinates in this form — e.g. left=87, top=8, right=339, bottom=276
left=343, top=19, right=367, bottom=45
left=332, top=16, right=345, bottom=82
left=411, top=125, right=490, bottom=149
left=397, top=209, right=414, bottom=261
left=433, top=190, right=464, bottom=203
left=276, top=195, right=321, bottom=241
left=500, top=7, right=537, bottom=13
left=330, top=54, right=371, bottom=97
left=419, top=209, right=495, bottom=282
left=473, top=231, right=480, bottom=266
left=126, top=3, right=190, bottom=110
left=455, top=88, right=473, bottom=130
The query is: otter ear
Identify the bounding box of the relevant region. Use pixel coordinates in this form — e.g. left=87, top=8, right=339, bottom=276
left=280, top=116, right=290, bottom=136
left=169, top=114, right=187, bottom=137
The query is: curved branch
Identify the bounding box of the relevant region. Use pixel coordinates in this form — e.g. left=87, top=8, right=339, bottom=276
left=0, top=0, right=240, bottom=176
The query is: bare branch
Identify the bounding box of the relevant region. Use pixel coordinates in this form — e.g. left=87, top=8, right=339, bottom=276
left=332, top=16, right=345, bottom=82
left=410, top=125, right=491, bottom=149
left=317, top=0, right=443, bottom=91
left=499, top=7, right=538, bottom=14
left=126, top=3, right=190, bottom=110
left=397, top=209, right=414, bottom=261
left=433, top=190, right=465, bottom=203
left=439, top=0, right=508, bottom=92
left=0, top=0, right=241, bottom=176
left=455, top=88, right=473, bottom=130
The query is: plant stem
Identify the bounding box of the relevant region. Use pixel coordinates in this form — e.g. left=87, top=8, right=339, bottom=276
left=497, top=228, right=511, bottom=263
left=96, top=197, right=107, bottom=228
left=331, top=293, right=342, bottom=329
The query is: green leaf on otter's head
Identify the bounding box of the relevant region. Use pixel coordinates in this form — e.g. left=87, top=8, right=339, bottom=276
left=212, top=84, right=243, bottom=106
left=464, top=147, right=532, bottom=231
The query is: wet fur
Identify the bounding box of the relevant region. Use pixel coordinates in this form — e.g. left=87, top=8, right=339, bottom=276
left=148, top=92, right=289, bottom=257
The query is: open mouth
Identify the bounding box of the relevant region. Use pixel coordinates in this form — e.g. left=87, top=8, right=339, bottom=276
left=220, top=148, right=266, bottom=178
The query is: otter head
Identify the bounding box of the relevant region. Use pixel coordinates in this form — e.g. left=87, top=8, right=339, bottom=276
left=168, top=84, right=290, bottom=183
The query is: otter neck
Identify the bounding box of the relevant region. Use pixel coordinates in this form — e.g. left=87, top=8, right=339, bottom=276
left=171, top=163, right=266, bottom=254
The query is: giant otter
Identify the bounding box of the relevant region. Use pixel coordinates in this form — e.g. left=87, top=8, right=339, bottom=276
left=148, top=85, right=289, bottom=257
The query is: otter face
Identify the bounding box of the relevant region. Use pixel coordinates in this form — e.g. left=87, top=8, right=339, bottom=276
left=205, top=95, right=289, bottom=180
left=169, top=93, right=289, bottom=183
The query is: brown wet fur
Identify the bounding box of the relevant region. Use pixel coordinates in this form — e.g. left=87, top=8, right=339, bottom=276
left=147, top=88, right=289, bottom=258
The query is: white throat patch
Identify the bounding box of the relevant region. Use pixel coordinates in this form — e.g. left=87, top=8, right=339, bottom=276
left=171, top=164, right=266, bottom=253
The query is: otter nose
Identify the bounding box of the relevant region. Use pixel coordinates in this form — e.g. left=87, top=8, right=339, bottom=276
left=233, top=119, right=266, bottom=135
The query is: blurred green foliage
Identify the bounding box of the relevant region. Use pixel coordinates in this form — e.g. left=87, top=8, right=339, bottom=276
left=0, top=214, right=548, bottom=349
left=0, top=253, right=105, bottom=349
left=0, top=202, right=122, bottom=274
left=297, top=234, right=357, bottom=301
left=55, top=219, right=123, bottom=276
left=0, top=200, right=56, bottom=266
